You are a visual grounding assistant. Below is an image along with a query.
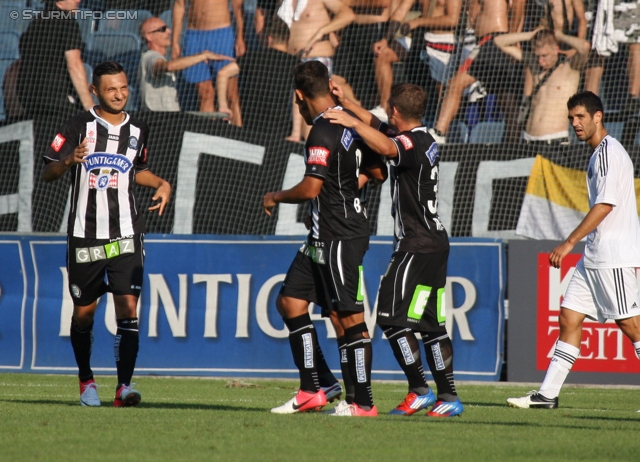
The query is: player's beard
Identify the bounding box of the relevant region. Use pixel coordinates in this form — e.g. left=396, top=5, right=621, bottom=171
left=97, top=93, right=127, bottom=114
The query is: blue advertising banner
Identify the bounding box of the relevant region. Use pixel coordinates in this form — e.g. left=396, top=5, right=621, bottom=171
left=0, top=235, right=505, bottom=381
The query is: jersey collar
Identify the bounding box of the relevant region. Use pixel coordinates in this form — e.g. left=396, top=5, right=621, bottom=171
left=313, top=105, right=343, bottom=125
left=90, top=107, right=130, bottom=129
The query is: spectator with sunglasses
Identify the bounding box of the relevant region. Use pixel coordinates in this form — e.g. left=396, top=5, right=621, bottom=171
left=139, top=17, right=234, bottom=111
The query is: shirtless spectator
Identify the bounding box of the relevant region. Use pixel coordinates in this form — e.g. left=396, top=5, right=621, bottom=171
left=280, top=0, right=355, bottom=141
left=428, top=0, right=526, bottom=144
left=522, top=0, right=587, bottom=122
left=496, top=28, right=590, bottom=144
left=139, top=16, right=234, bottom=112
left=333, top=0, right=406, bottom=110
left=216, top=17, right=299, bottom=136
left=172, top=0, right=245, bottom=122
left=370, top=0, right=468, bottom=121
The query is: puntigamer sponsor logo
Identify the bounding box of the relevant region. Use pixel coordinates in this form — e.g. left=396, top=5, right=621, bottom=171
left=82, top=152, right=133, bottom=173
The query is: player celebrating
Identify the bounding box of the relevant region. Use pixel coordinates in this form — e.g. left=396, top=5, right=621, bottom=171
left=324, top=82, right=464, bottom=417
left=43, top=61, right=171, bottom=407
left=508, top=92, right=640, bottom=409
left=263, top=61, right=384, bottom=417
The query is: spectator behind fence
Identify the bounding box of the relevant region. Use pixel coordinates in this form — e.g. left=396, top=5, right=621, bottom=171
left=3, top=60, right=24, bottom=119
left=216, top=17, right=299, bottom=136
left=496, top=28, right=590, bottom=144
left=280, top=0, right=355, bottom=142
left=171, top=0, right=245, bottom=121
left=370, top=0, right=468, bottom=122
left=586, top=0, right=640, bottom=119
left=428, top=0, right=526, bottom=144
left=18, top=0, right=94, bottom=118
left=139, top=17, right=234, bottom=111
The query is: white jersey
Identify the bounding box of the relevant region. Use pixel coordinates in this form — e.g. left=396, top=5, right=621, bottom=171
left=584, top=135, right=640, bottom=268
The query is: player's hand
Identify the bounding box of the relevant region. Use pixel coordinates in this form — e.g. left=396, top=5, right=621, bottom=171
left=263, top=192, right=278, bottom=216
left=372, top=39, right=388, bottom=56
left=235, top=37, right=246, bottom=57
left=323, top=109, right=357, bottom=128
left=549, top=240, right=574, bottom=269
left=67, top=138, right=88, bottom=166
left=171, top=43, right=181, bottom=60
left=329, top=80, right=345, bottom=103
left=149, top=180, right=172, bottom=216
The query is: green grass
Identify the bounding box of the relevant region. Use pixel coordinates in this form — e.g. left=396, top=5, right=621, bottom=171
left=1, top=374, right=639, bottom=461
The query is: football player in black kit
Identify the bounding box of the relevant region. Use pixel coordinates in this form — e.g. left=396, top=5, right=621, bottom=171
left=263, top=61, right=386, bottom=417
left=43, top=61, right=171, bottom=407
left=324, top=82, right=464, bottom=417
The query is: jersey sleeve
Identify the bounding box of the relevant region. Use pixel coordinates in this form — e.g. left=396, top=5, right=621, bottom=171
left=135, top=122, right=150, bottom=173
left=304, top=123, right=334, bottom=179
left=389, top=132, right=419, bottom=168
left=43, top=119, right=80, bottom=164
left=593, top=149, right=620, bottom=206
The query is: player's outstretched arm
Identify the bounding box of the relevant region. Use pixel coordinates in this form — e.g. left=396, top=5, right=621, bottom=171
left=43, top=138, right=88, bottom=183
left=324, top=109, right=397, bottom=157
left=263, top=176, right=324, bottom=216
left=330, top=80, right=379, bottom=127
left=549, top=203, right=612, bottom=268
left=135, top=170, right=172, bottom=216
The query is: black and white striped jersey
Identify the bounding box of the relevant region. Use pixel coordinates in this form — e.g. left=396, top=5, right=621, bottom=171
left=382, top=124, right=449, bottom=254
left=304, top=107, right=370, bottom=241
left=43, top=108, right=150, bottom=239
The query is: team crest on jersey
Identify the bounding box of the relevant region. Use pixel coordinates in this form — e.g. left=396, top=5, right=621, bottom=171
left=89, top=168, right=119, bottom=190
left=51, top=134, right=66, bottom=152
left=395, top=134, right=414, bottom=150
left=341, top=129, right=354, bottom=150
left=128, top=136, right=138, bottom=150
left=425, top=142, right=439, bottom=166
left=307, top=146, right=330, bottom=166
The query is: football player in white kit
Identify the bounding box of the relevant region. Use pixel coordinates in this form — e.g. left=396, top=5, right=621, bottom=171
left=508, top=91, right=640, bottom=409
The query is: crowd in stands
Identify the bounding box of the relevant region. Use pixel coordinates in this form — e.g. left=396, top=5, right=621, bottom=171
left=2, top=0, right=640, bottom=145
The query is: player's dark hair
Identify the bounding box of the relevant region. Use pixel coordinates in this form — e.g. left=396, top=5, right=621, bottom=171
left=293, top=61, right=330, bottom=99
left=265, top=16, right=289, bottom=43
left=388, top=83, right=427, bottom=121
left=567, top=91, right=604, bottom=117
left=93, top=61, right=126, bottom=87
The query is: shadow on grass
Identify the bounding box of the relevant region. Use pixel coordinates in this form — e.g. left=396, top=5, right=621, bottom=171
left=565, top=414, right=640, bottom=423
left=0, top=398, right=265, bottom=412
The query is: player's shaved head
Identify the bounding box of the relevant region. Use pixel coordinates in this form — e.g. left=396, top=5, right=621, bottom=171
left=293, top=61, right=331, bottom=99
left=388, top=83, right=427, bottom=121
left=93, top=61, right=126, bottom=88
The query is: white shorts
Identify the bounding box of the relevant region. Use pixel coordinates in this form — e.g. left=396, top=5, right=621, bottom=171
left=562, top=259, right=640, bottom=323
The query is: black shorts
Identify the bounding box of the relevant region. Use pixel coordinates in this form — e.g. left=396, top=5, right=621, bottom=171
left=280, top=237, right=369, bottom=316
left=461, top=34, right=520, bottom=95
left=67, top=234, right=145, bottom=306
left=377, top=249, right=449, bottom=331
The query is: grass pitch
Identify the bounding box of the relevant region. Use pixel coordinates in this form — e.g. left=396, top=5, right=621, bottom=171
left=1, top=374, right=639, bottom=461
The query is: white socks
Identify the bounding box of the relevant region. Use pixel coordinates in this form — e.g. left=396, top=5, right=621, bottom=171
left=539, top=340, right=580, bottom=400
left=633, top=340, right=640, bottom=360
